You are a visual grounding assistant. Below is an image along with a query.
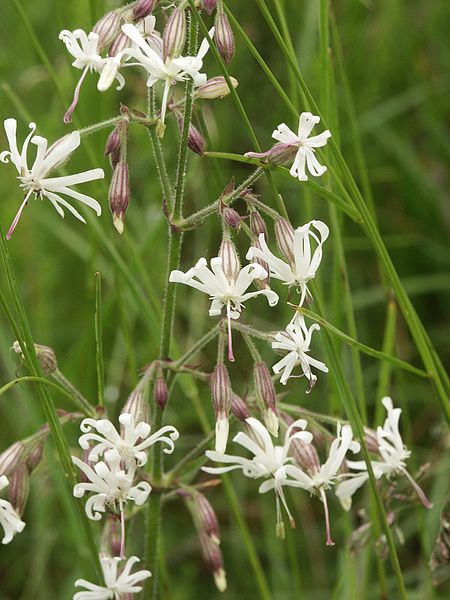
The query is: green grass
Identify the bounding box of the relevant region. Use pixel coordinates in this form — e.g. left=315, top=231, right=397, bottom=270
left=0, top=1, right=449, bottom=599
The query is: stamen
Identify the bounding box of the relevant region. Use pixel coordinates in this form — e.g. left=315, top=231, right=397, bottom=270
left=6, top=189, right=33, bottom=240
left=319, top=487, right=334, bottom=546
left=120, top=503, right=126, bottom=558
left=226, top=302, right=235, bottom=362
left=401, top=468, right=433, bottom=509
left=64, top=66, right=89, bottom=124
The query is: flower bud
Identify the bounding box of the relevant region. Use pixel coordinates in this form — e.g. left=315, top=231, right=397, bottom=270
left=230, top=392, right=250, bottom=422
left=93, top=11, right=121, bottom=51
left=281, top=413, right=320, bottom=474
left=199, top=531, right=227, bottom=592
left=154, top=376, right=169, bottom=410
left=254, top=362, right=279, bottom=436
left=133, top=0, right=155, bottom=20
left=275, top=218, right=295, bottom=263
left=249, top=211, right=268, bottom=238
left=104, top=127, right=121, bottom=163
left=214, top=10, right=235, bottom=65
left=109, top=161, right=130, bottom=234
left=121, top=386, right=150, bottom=426
left=222, top=207, right=241, bottom=229
left=163, top=8, right=186, bottom=61
left=194, top=492, right=220, bottom=545
left=177, top=117, right=205, bottom=156
left=202, top=0, right=217, bottom=15
left=246, top=143, right=298, bottom=166
left=12, top=341, right=58, bottom=374
left=0, top=442, right=24, bottom=477
left=210, top=364, right=231, bottom=454
left=109, top=31, right=132, bottom=57
left=219, top=239, right=240, bottom=283
left=8, top=463, right=29, bottom=517
left=26, top=442, right=44, bottom=472
left=196, top=76, right=238, bottom=99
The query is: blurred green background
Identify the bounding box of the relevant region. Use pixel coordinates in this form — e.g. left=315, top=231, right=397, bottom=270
left=0, top=1, right=449, bottom=598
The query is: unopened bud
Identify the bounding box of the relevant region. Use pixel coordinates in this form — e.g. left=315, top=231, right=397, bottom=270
left=275, top=218, right=295, bottom=263
left=93, top=11, right=121, bottom=51
left=195, top=492, right=221, bottom=545
left=104, top=127, right=121, bottom=163
left=364, top=427, right=380, bottom=454
left=199, top=532, right=227, bottom=592
left=210, top=364, right=231, bottom=454
left=214, top=10, right=235, bottom=65
left=12, top=341, right=58, bottom=374
left=121, top=386, right=150, bottom=426
left=101, top=516, right=122, bottom=556
left=222, top=207, right=241, bottom=229
left=8, top=463, right=29, bottom=517
left=202, top=0, right=217, bottom=15
left=26, top=442, right=44, bottom=472
left=249, top=211, right=268, bottom=238
left=219, top=239, right=240, bottom=282
left=154, top=376, right=169, bottom=410
left=230, top=392, right=250, bottom=422
left=109, top=31, right=132, bottom=57
left=254, top=362, right=278, bottom=436
left=109, top=161, right=130, bottom=234
left=0, top=442, right=24, bottom=477
left=196, top=76, right=238, bottom=99
left=133, top=0, right=155, bottom=20
left=281, top=413, right=320, bottom=474
left=163, top=8, right=186, bottom=60
left=177, top=117, right=205, bottom=156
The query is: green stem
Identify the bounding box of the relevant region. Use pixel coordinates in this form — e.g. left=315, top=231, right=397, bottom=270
left=94, top=273, right=104, bottom=407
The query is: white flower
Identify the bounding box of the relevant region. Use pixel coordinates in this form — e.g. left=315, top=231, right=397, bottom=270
left=0, top=475, right=26, bottom=544
left=274, top=424, right=360, bottom=545
left=246, top=220, right=329, bottom=305
left=78, top=413, right=179, bottom=468
left=274, top=112, right=331, bottom=181
left=335, top=397, right=433, bottom=510
left=74, top=555, right=151, bottom=600
left=272, top=314, right=328, bottom=388
left=120, top=23, right=214, bottom=126
left=0, top=119, right=103, bottom=239
left=169, top=256, right=278, bottom=361
left=203, top=417, right=313, bottom=537
left=72, top=449, right=151, bottom=521
left=59, top=29, right=125, bottom=122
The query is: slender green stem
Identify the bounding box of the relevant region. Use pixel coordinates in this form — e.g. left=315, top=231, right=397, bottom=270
left=147, top=88, right=174, bottom=210
left=94, top=272, right=104, bottom=407
left=172, top=324, right=220, bottom=369
left=78, top=116, right=122, bottom=137
left=376, top=298, right=398, bottom=420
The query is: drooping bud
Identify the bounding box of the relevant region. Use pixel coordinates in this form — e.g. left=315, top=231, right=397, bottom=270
left=222, top=207, right=242, bottom=229
left=199, top=531, right=227, bottom=592
left=104, top=127, right=121, bottom=168
left=210, top=364, right=231, bottom=454
left=154, top=375, right=169, bottom=410
left=0, top=442, right=24, bottom=477
left=163, top=7, right=186, bottom=61
left=109, top=161, right=130, bottom=234
left=254, top=362, right=279, bottom=436
left=214, top=10, right=235, bottom=65
left=202, top=0, right=217, bottom=15
left=196, top=76, right=238, bottom=99
left=12, top=341, right=58, bottom=374
left=281, top=412, right=321, bottom=474
left=93, top=11, right=121, bottom=51
left=100, top=516, right=122, bottom=557
left=177, top=117, right=205, bottom=156
left=230, top=392, right=250, bottom=422
left=275, top=218, right=295, bottom=263
left=109, top=31, right=132, bottom=57
left=133, top=0, right=155, bottom=20
left=8, top=463, right=29, bottom=517
left=194, top=492, right=221, bottom=545
left=249, top=210, right=268, bottom=238
left=26, top=441, right=45, bottom=472
left=219, top=239, right=240, bottom=283
left=121, top=385, right=150, bottom=426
